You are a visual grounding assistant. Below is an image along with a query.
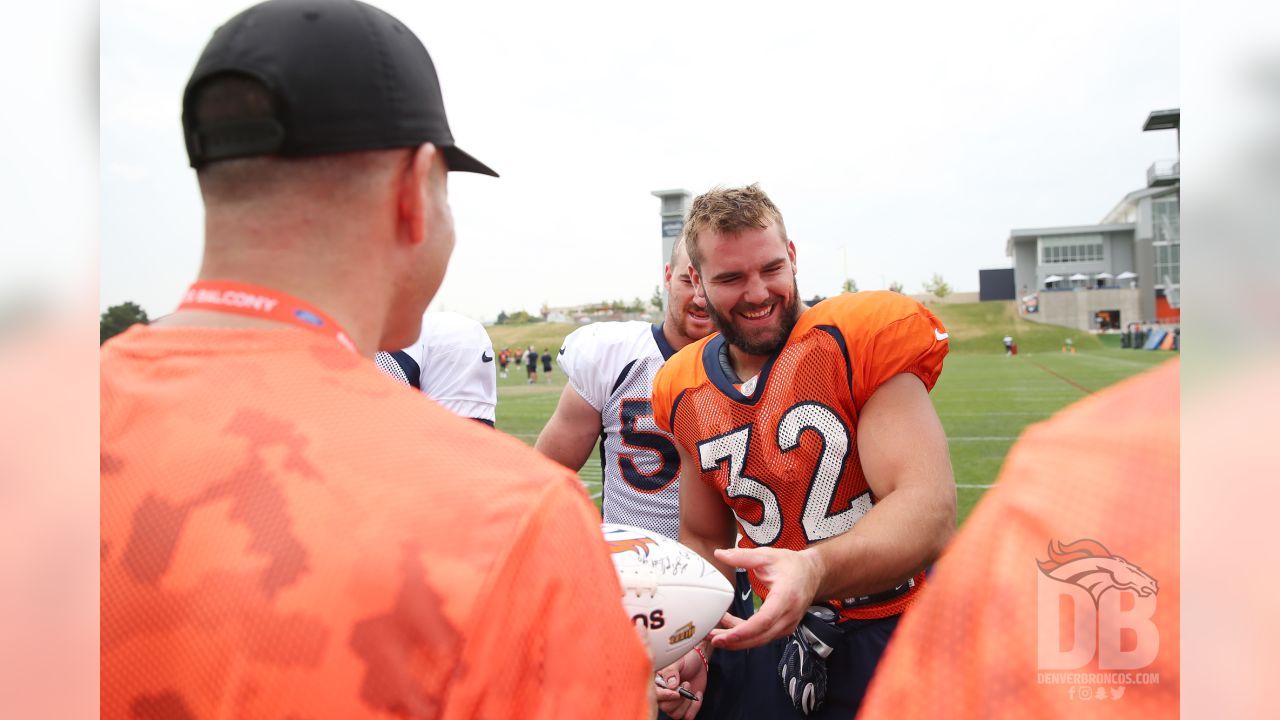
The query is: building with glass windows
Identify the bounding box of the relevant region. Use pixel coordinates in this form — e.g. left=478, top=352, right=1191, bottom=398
left=1005, top=109, right=1179, bottom=331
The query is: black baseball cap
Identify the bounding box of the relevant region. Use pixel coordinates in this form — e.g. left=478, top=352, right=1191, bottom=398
left=182, top=0, right=496, bottom=176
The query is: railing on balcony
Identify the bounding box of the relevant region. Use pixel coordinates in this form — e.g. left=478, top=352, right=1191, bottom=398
left=1147, top=159, right=1179, bottom=187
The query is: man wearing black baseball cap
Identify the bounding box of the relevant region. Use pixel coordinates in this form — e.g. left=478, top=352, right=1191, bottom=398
left=182, top=0, right=497, bottom=177
left=101, top=2, right=655, bottom=717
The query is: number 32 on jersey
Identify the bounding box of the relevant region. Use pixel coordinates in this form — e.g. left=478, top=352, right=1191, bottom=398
left=695, top=401, right=871, bottom=545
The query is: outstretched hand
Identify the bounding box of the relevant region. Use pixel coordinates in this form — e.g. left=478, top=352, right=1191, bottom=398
left=708, top=546, right=822, bottom=650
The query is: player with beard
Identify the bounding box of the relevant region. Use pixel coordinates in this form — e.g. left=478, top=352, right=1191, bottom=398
left=651, top=184, right=956, bottom=719
left=537, top=238, right=754, bottom=719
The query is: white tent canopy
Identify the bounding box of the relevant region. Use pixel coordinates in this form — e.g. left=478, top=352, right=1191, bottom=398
left=1095, top=272, right=1114, bottom=279
left=1044, top=274, right=1064, bottom=282
left=1069, top=273, right=1089, bottom=281
left=1116, top=271, right=1138, bottom=279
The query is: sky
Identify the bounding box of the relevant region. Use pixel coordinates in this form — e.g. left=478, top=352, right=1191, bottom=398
left=100, top=0, right=1180, bottom=323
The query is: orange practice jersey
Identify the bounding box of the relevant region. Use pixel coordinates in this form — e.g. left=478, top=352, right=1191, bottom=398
left=101, top=326, right=651, bottom=719
left=859, top=359, right=1179, bottom=719
left=652, top=291, right=948, bottom=621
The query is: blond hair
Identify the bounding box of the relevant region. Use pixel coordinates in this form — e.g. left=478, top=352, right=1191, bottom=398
left=683, top=184, right=788, bottom=270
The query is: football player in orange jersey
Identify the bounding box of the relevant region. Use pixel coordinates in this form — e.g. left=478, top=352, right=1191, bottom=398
left=100, top=1, right=652, bottom=718
left=651, top=185, right=956, bottom=718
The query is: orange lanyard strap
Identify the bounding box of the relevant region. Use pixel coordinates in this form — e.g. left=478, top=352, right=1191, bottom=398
left=178, top=280, right=357, bottom=354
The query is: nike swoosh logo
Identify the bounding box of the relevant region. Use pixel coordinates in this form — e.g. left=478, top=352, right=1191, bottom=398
left=558, top=347, right=565, bottom=356
left=481, top=351, right=494, bottom=363
left=741, top=587, right=752, bottom=602
left=934, top=329, right=949, bottom=342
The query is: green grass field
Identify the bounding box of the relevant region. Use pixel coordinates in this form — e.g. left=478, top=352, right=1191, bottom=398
left=486, top=301, right=1175, bottom=525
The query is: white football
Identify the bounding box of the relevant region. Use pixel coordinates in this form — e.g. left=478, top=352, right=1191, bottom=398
left=602, top=523, right=734, bottom=669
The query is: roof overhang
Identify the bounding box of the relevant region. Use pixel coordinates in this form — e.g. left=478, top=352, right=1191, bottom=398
left=1143, top=108, right=1180, bottom=132
left=1100, top=184, right=1178, bottom=224
left=1006, top=223, right=1136, bottom=256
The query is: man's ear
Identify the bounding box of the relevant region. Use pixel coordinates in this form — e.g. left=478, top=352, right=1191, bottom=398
left=398, top=143, right=440, bottom=247
left=689, top=263, right=705, bottom=300
left=787, top=240, right=797, bottom=273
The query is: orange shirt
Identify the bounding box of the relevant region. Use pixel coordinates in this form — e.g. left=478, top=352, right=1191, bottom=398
left=101, top=326, right=650, bottom=719
left=652, top=291, right=949, bottom=620
left=859, top=359, right=1179, bottom=719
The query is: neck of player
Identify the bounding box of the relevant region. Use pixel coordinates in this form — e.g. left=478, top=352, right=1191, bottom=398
left=661, top=319, right=693, bottom=352
left=726, top=344, right=769, bottom=382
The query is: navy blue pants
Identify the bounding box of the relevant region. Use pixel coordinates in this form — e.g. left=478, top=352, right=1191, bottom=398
left=740, top=613, right=900, bottom=719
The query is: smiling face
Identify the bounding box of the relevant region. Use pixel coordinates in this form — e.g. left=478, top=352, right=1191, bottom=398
left=664, top=240, right=714, bottom=347
left=691, top=221, right=801, bottom=359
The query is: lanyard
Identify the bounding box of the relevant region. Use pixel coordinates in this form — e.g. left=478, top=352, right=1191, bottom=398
left=178, top=280, right=357, bottom=354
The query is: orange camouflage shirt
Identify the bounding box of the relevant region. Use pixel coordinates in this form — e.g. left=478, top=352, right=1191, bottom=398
left=859, top=359, right=1179, bottom=719
left=101, top=325, right=650, bottom=719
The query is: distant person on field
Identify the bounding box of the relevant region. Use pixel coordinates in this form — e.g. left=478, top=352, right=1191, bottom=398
left=526, top=344, right=539, bottom=384
left=99, top=1, right=651, bottom=717
left=375, top=310, right=498, bottom=426
left=1003, top=335, right=1013, bottom=355
left=498, top=347, right=510, bottom=378
left=541, top=347, right=553, bottom=383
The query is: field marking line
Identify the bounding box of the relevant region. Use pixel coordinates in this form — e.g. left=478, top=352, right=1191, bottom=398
left=1072, top=352, right=1174, bottom=369
left=948, top=436, right=1017, bottom=441
left=1026, top=359, right=1093, bottom=394
left=956, top=483, right=994, bottom=489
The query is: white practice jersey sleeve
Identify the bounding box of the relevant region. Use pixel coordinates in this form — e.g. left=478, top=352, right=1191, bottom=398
left=558, top=321, right=682, bottom=539
left=374, top=311, right=497, bottom=424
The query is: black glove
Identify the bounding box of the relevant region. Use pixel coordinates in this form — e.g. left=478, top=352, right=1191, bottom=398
left=777, top=606, right=841, bottom=715
left=778, top=626, right=827, bottom=715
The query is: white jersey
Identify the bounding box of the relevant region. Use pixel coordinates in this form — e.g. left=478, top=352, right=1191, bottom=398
left=375, top=311, right=497, bottom=425
left=559, top=321, right=682, bottom=539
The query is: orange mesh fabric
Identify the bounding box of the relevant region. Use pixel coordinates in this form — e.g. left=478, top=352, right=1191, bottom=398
left=101, top=326, right=650, bottom=719
left=653, top=292, right=948, bottom=621
left=859, top=359, right=1179, bottom=719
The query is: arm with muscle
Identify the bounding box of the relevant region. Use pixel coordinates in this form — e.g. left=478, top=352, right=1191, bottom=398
left=804, top=372, right=955, bottom=598
left=534, top=384, right=602, bottom=471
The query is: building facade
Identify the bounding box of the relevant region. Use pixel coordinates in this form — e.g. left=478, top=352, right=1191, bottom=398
left=1005, top=109, right=1180, bottom=331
